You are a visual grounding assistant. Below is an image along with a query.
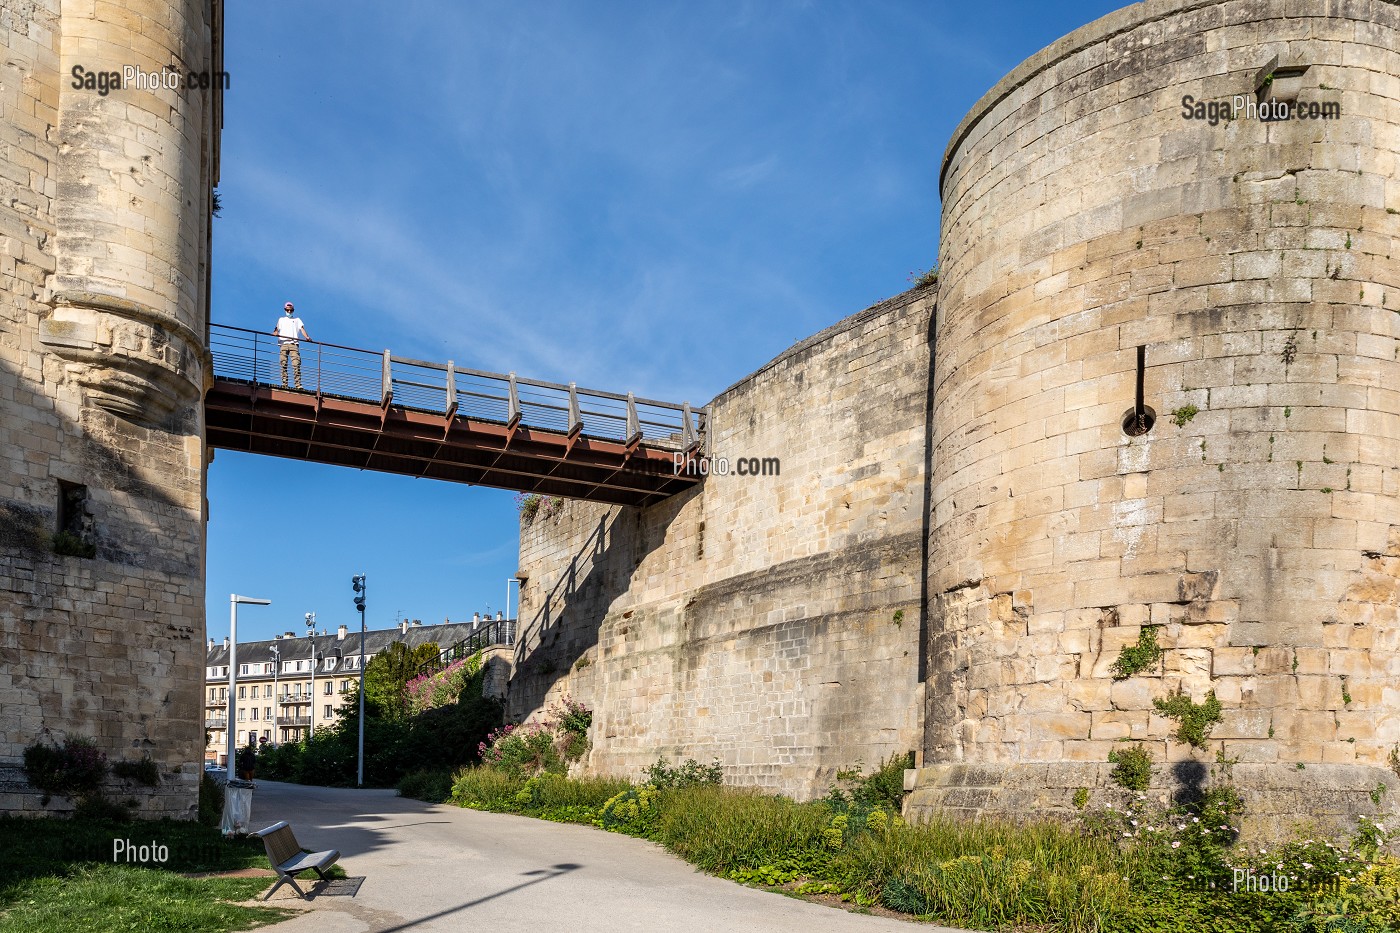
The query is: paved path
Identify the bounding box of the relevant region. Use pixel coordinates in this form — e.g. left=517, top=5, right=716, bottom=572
left=247, top=781, right=960, bottom=933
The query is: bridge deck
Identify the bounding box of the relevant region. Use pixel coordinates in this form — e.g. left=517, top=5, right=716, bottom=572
left=205, top=324, right=705, bottom=507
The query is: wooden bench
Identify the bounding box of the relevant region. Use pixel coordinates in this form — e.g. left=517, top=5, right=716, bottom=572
left=251, top=821, right=341, bottom=900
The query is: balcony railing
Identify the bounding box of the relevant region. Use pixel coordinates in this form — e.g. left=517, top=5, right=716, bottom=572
left=205, top=719, right=227, bottom=730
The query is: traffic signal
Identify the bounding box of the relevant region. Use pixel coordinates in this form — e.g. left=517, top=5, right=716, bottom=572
left=352, top=574, right=366, bottom=613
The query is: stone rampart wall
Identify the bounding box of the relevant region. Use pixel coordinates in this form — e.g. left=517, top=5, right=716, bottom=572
left=509, top=288, right=933, bottom=797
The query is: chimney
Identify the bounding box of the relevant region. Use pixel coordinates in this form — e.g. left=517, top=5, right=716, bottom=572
left=337, top=625, right=347, bottom=640
left=286, top=631, right=295, bottom=639
left=411, top=619, right=421, bottom=627
left=399, top=620, right=408, bottom=634
left=496, top=611, right=503, bottom=621
left=208, top=638, right=215, bottom=650
left=222, top=636, right=229, bottom=649
left=473, top=612, right=481, bottom=624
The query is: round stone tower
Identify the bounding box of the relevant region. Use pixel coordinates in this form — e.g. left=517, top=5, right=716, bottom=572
left=908, top=0, right=1400, bottom=833
left=1, top=0, right=219, bottom=816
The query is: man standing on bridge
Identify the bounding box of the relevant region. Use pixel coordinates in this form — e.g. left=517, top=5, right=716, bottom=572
left=273, top=302, right=310, bottom=389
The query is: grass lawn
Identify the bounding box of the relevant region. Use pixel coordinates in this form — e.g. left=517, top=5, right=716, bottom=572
left=0, top=816, right=294, bottom=933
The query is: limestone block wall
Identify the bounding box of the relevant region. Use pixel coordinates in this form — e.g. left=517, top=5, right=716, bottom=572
left=909, top=0, right=1400, bottom=832
left=0, top=0, right=220, bottom=817
left=509, top=288, right=932, bottom=797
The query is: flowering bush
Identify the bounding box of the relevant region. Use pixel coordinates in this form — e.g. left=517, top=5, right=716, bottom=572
left=477, top=698, right=593, bottom=778
left=515, top=493, right=563, bottom=524
left=404, top=652, right=482, bottom=715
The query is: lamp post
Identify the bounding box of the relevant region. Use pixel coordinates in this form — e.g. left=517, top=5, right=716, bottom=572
left=227, top=594, right=271, bottom=772
left=269, top=645, right=280, bottom=744
left=352, top=574, right=366, bottom=786
left=305, top=612, right=317, bottom=737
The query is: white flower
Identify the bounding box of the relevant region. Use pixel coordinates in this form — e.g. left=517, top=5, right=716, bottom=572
left=1130, top=820, right=1138, bottom=826
left=1172, top=841, right=1182, bottom=849
left=1302, top=863, right=1313, bottom=870
left=1192, top=817, right=1200, bottom=823
left=1123, top=832, right=1132, bottom=837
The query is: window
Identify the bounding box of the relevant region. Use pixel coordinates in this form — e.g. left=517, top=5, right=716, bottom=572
left=238, top=686, right=245, bottom=699
left=237, top=731, right=245, bottom=745
left=237, top=709, right=245, bottom=721
left=239, top=663, right=252, bottom=675
left=282, top=661, right=295, bottom=674
left=263, top=684, right=271, bottom=698
left=264, top=662, right=275, bottom=674
left=265, top=707, right=272, bottom=719
left=324, top=681, right=333, bottom=695
left=263, top=730, right=270, bottom=741
left=250, top=708, right=258, bottom=721
left=304, top=681, right=311, bottom=693
left=323, top=704, right=332, bottom=718
left=208, top=688, right=215, bottom=700
left=219, top=688, right=227, bottom=701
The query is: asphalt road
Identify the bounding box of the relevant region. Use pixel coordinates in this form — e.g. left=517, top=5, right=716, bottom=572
left=246, top=780, right=962, bottom=933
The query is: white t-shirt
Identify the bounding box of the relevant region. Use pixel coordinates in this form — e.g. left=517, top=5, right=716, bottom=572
left=275, top=316, right=304, bottom=344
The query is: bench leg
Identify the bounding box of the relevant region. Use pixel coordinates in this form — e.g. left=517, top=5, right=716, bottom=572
left=264, top=873, right=308, bottom=901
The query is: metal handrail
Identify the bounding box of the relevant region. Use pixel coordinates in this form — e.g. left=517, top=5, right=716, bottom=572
left=209, top=323, right=707, bottom=452
left=408, top=619, right=517, bottom=680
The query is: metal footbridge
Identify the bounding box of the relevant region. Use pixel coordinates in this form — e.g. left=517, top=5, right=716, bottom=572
left=204, top=324, right=707, bottom=507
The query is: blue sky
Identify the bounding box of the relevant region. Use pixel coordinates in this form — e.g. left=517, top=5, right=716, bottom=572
left=206, top=0, right=1122, bottom=643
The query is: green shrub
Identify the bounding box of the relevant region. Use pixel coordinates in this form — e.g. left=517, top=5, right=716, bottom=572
left=1153, top=689, right=1223, bottom=748
left=111, top=756, right=160, bottom=787
left=1108, top=743, right=1153, bottom=792
left=644, top=757, right=723, bottom=790
left=397, top=769, right=454, bottom=804
left=51, top=530, right=96, bottom=558
left=198, top=773, right=222, bottom=827
left=1110, top=626, right=1163, bottom=680
left=451, top=767, right=526, bottom=811
left=23, top=737, right=108, bottom=805
left=653, top=785, right=828, bottom=874
left=73, top=795, right=133, bottom=822
left=598, top=785, right=663, bottom=837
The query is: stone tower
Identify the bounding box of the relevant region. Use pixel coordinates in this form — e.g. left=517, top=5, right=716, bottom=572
left=0, top=1, right=221, bottom=816
left=908, top=0, right=1400, bottom=831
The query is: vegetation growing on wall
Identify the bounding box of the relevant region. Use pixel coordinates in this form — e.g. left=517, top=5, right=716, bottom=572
left=1110, top=626, right=1163, bottom=680
left=1153, top=689, right=1223, bottom=749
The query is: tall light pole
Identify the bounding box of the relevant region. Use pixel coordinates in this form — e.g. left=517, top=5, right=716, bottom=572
left=352, top=574, right=366, bottom=786
left=305, top=612, right=317, bottom=737
left=269, top=644, right=279, bottom=745
left=227, top=594, right=271, bottom=771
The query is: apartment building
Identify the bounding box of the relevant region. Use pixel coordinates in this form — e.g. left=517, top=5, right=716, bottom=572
left=203, top=614, right=513, bottom=765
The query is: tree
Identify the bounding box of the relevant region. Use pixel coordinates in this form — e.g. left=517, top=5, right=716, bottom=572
left=362, top=641, right=440, bottom=720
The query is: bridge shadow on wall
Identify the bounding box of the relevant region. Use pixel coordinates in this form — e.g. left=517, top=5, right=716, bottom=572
left=507, top=489, right=690, bottom=719
left=0, top=355, right=198, bottom=579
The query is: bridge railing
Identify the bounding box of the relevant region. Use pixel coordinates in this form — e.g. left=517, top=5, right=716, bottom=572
left=210, top=323, right=706, bottom=452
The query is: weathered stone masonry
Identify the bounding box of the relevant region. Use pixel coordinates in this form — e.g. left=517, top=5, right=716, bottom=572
left=0, top=0, right=220, bottom=816
left=908, top=0, right=1400, bottom=831
left=516, top=0, right=1400, bottom=833
left=510, top=290, right=932, bottom=798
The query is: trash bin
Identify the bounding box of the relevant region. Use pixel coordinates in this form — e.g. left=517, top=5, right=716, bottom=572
left=221, top=778, right=254, bottom=836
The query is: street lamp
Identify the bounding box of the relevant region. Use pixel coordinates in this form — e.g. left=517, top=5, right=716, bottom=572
left=352, top=574, right=366, bottom=786
left=305, top=612, right=317, bottom=737
left=269, top=645, right=280, bottom=745
left=227, top=594, right=271, bottom=772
